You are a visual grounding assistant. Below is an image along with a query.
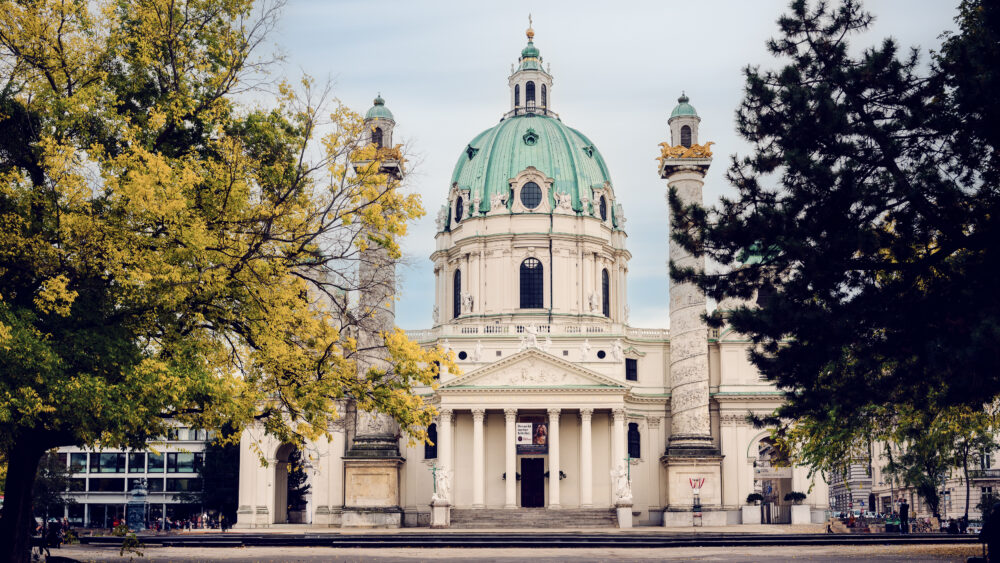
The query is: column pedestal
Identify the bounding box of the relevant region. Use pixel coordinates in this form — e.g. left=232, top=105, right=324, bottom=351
left=341, top=412, right=404, bottom=528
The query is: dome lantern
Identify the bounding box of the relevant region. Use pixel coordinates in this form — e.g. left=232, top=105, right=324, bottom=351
left=668, top=91, right=701, bottom=148
left=507, top=17, right=553, bottom=116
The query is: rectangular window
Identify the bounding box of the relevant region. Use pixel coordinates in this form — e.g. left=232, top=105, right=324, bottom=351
left=148, top=477, right=165, bottom=492
left=167, top=452, right=203, bottom=473
left=89, top=477, right=126, bottom=492
left=625, top=358, right=638, bottom=381
left=148, top=452, right=165, bottom=473
left=166, top=478, right=202, bottom=492
left=128, top=453, right=146, bottom=473
left=91, top=453, right=125, bottom=473
left=70, top=453, right=87, bottom=473
left=127, top=477, right=149, bottom=492
left=57, top=453, right=67, bottom=467
left=68, top=478, right=86, bottom=491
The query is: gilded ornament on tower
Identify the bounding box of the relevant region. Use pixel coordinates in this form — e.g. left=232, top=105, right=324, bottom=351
left=657, top=141, right=714, bottom=165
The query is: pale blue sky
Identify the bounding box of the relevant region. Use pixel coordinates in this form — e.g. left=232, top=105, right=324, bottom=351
left=269, top=0, right=958, bottom=329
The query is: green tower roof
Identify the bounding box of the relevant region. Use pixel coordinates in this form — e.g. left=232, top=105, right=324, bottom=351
left=449, top=114, right=616, bottom=225
left=670, top=93, right=698, bottom=118
left=365, top=94, right=394, bottom=121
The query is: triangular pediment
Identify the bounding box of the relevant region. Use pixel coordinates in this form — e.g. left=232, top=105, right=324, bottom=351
left=441, top=348, right=625, bottom=390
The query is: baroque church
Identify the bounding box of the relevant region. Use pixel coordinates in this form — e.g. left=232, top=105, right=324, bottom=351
left=235, top=24, right=830, bottom=528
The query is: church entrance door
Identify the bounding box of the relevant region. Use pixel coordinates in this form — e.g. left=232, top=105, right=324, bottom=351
left=521, top=458, right=544, bottom=507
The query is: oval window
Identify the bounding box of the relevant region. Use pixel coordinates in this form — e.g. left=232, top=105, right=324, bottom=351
left=521, top=182, right=542, bottom=209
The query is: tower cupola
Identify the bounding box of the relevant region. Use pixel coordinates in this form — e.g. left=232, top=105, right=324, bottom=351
left=668, top=92, right=700, bottom=148
left=507, top=16, right=554, bottom=117
left=364, top=93, right=395, bottom=149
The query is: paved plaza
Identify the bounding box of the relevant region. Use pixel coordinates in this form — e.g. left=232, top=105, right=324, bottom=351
left=52, top=543, right=982, bottom=562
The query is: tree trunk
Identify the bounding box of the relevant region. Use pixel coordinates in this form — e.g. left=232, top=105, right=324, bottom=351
left=0, top=437, right=47, bottom=563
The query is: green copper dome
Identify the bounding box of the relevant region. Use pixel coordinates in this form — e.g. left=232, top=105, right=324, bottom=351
left=450, top=114, right=616, bottom=223
left=365, top=94, right=394, bottom=121
left=669, top=93, right=697, bottom=118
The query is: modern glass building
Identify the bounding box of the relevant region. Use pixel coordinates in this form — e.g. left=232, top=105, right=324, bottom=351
left=55, top=427, right=210, bottom=528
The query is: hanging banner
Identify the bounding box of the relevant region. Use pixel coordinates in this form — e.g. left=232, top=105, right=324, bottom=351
left=516, top=421, right=548, bottom=454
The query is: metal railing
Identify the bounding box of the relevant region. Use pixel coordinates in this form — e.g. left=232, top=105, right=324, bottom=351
left=403, top=322, right=672, bottom=343
left=502, top=105, right=559, bottom=120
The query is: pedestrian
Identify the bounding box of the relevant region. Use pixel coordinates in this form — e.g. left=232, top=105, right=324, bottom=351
left=899, top=497, right=909, bottom=535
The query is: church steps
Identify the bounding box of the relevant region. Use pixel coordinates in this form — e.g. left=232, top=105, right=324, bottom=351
left=450, top=508, right=617, bottom=528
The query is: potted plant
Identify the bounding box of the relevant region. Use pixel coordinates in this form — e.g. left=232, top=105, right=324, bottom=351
left=742, top=493, right=764, bottom=525
left=784, top=491, right=807, bottom=505
left=785, top=491, right=812, bottom=524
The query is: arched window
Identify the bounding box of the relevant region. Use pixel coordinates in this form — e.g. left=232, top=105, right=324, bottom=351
left=453, top=269, right=462, bottom=319
left=526, top=81, right=535, bottom=104
left=627, top=423, right=640, bottom=459
left=599, top=196, right=608, bottom=221
left=519, top=258, right=543, bottom=309
left=514, top=84, right=520, bottom=107
left=372, top=127, right=383, bottom=148
left=602, top=268, right=610, bottom=317
left=680, top=125, right=692, bottom=148
left=455, top=196, right=464, bottom=224
left=541, top=84, right=547, bottom=107
left=425, top=423, right=438, bottom=459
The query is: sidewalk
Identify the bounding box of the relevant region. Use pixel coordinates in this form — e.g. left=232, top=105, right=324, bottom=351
left=147, top=522, right=828, bottom=535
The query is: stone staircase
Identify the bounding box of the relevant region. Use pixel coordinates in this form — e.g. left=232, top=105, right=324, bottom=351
left=450, top=508, right=618, bottom=528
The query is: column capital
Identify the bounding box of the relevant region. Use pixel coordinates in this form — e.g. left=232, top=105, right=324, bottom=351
left=547, top=407, right=561, bottom=418
left=612, top=408, right=626, bottom=420
left=438, top=408, right=453, bottom=423
left=504, top=407, right=518, bottom=420
left=472, top=408, right=486, bottom=421
left=579, top=408, right=594, bottom=421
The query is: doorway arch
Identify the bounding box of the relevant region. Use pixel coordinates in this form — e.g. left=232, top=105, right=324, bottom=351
left=273, top=444, right=311, bottom=524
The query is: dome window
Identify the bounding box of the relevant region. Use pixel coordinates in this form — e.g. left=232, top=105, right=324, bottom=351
left=541, top=84, right=547, bottom=108
left=526, top=81, right=536, bottom=104
left=522, top=129, right=539, bottom=146
left=599, top=196, right=608, bottom=221
left=514, top=84, right=520, bottom=107
left=681, top=125, right=692, bottom=148
left=453, top=269, right=462, bottom=319
left=455, top=197, right=464, bottom=224
left=582, top=145, right=594, bottom=158
left=520, top=258, right=544, bottom=309
left=602, top=268, right=610, bottom=318
left=520, top=182, right=542, bottom=209
left=465, top=145, right=479, bottom=160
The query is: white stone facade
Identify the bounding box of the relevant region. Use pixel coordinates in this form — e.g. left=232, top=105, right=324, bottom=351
left=235, top=27, right=829, bottom=529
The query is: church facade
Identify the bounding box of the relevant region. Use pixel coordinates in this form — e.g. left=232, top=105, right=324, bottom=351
left=235, top=25, right=829, bottom=528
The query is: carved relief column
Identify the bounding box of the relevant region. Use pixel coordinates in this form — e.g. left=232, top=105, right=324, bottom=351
left=548, top=408, right=561, bottom=508
left=439, top=409, right=454, bottom=503
left=504, top=408, right=518, bottom=508
left=658, top=103, right=724, bottom=520
left=472, top=409, right=486, bottom=508
left=579, top=408, right=593, bottom=508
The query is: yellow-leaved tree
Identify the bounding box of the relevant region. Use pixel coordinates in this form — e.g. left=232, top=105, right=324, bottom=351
left=0, top=1, right=450, bottom=559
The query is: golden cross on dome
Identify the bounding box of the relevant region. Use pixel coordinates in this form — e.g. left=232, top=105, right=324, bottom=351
left=526, top=14, right=534, bottom=40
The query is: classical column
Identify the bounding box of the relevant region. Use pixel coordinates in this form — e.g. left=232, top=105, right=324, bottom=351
left=330, top=419, right=346, bottom=510
left=579, top=408, right=593, bottom=508
left=548, top=408, right=561, bottom=508
left=439, top=409, right=454, bottom=502
left=472, top=408, right=486, bottom=508
left=612, top=408, right=626, bottom=468
left=504, top=408, right=517, bottom=508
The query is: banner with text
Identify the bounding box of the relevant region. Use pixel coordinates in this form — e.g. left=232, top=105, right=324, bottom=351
left=516, top=421, right=548, bottom=454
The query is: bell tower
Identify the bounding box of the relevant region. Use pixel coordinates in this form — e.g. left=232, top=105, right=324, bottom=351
left=507, top=16, right=554, bottom=115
